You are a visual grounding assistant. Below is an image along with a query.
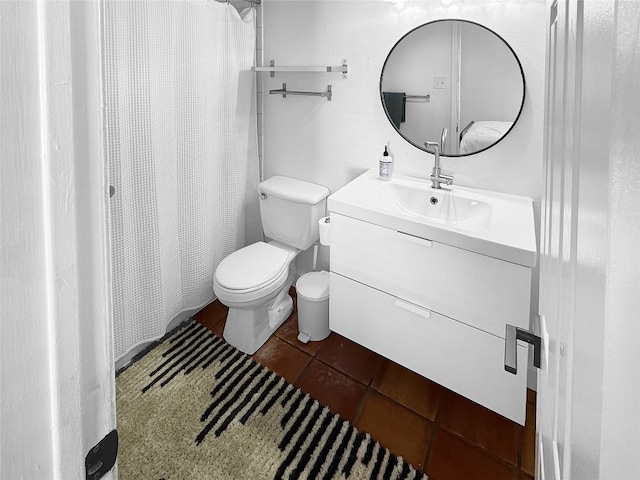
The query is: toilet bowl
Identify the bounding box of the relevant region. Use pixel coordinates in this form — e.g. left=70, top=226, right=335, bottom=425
left=213, top=175, right=330, bottom=355
left=213, top=241, right=299, bottom=354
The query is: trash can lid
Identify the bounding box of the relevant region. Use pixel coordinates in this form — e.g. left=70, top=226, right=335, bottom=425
left=296, top=270, right=330, bottom=300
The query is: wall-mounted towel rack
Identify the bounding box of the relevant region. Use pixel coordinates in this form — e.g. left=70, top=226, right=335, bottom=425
left=269, top=83, right=332, bottom=101
left=405, top=93, right=430, bottom=102
left=254, top=60, right=348, bottom=79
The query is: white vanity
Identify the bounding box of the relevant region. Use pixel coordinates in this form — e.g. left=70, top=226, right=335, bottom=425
left=327, top=170, right=537, bottom=425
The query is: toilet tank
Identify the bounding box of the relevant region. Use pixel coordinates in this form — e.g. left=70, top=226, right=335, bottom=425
left=259, top=176, right=330, bottom=251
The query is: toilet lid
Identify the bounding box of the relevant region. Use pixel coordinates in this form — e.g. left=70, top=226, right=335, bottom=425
left=215, top=242, right=290, bottom=292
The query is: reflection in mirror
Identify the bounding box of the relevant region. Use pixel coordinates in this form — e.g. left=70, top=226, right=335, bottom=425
left=380, top=20, right=525, bottom=157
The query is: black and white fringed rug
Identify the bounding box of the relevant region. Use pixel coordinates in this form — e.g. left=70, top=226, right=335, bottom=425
left=116, top=320, right=428, bottom=480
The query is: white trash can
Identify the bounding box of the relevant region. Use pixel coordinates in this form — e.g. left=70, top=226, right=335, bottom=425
left=296, top=270, right=330, bottom=343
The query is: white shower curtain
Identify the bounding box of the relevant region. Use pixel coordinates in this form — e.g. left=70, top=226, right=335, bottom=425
left=104, top=1, right=261, bottom=362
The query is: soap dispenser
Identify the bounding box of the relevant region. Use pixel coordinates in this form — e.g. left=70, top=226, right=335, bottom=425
left=379, top=145, right=393, bottom=180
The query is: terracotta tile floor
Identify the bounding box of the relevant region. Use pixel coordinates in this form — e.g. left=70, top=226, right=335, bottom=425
left=194, top=289, right=536, bottom=480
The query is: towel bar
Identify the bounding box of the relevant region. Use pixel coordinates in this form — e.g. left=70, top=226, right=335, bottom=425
left=405, top=93, right=430, bottom=102
left=269, top=83, right=332, bottom=101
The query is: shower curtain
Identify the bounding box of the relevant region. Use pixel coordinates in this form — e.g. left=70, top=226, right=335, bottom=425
left=104, top=1, right=261, bottom=362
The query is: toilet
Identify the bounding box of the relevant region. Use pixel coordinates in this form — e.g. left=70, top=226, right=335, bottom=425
left=213, top=175, right=330, bottom=354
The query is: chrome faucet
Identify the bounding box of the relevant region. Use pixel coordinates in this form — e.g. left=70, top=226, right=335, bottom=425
left=424, top=141, right=453, bottom=189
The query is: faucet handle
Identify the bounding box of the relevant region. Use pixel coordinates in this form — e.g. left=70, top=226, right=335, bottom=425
left=424, top=141, right=440, bottom=153
left=442, top=174, right=454, bottom=185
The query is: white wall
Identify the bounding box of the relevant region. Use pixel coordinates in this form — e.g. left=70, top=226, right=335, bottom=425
left=262, top=0, right=546, bottom=343
left=262, top=0, right=546, bottom=196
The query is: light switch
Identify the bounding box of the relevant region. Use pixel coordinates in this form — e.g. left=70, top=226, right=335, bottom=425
left=434, top=77, right=447, bottom=89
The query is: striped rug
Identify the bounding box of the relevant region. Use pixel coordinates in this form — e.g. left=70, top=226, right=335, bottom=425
left=116, top=320, right=428, bottom=479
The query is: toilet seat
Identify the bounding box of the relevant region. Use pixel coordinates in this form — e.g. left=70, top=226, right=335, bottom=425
left=214, top=242, right=295, bottom=304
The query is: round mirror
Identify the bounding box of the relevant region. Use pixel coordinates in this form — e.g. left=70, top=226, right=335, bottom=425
left=380, top=20, right=525, bottom=157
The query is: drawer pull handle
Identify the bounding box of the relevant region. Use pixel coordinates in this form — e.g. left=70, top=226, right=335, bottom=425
left=395, top=299, right=431, bottom=318
left=396, top=231, right=433, bottom=247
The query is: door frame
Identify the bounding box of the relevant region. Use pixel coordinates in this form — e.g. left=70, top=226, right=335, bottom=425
left=0, top=1, right=116, bottom=478
left=537, top=0, right=640, bottom=479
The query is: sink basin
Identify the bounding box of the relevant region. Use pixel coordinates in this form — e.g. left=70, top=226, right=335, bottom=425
left=370, top=181, right=493, bottom=228
left=328, top=169, right=537, bottom=267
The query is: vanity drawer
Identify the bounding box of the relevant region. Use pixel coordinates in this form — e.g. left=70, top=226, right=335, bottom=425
left=329, top=272, right=528, bottom=425
left=330, top=213, right=532, bottom=338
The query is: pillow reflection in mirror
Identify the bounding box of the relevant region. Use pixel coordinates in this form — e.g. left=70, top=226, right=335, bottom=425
left=459, top=121, right=513, bottom=154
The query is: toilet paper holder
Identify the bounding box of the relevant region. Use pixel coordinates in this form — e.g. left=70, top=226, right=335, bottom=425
left=313, top=216, right=331, bottom=271
left=318, top=216, right=331, bottom=247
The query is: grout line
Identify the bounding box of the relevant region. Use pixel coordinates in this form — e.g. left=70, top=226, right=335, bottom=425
left=431, top=389, right=525, bottom=471
left=432, top=386, right=446, bottom=427
left=422, top=386, right=445, bottom=473
left=291, top=352, right=312, bottom=386
left=350, top=386, right=370, bottom=424
left=313, top=355, right=368, bottom=387
left=368, top=356, right=383, bottom=388
left=291, top=352, right=313, bottom=386
left=516, top=414, right=523, bottom=472
left=440, top=427, right=524, bottom=475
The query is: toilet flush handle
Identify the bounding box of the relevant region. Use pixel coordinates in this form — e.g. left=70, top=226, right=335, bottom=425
left=258, top=191, right=267, bottom=200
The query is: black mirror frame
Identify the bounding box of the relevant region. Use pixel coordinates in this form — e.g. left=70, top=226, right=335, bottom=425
left=380, top=19, right=526, bottom=157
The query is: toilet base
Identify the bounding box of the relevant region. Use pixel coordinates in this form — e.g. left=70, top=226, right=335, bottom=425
left=223, top=294, right=293, bottom=355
